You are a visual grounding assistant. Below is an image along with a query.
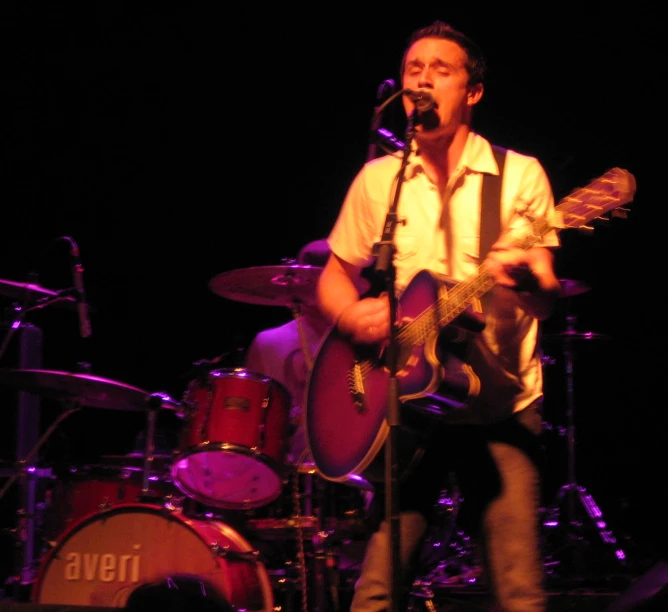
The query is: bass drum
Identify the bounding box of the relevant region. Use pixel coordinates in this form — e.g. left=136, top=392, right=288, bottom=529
left=31, top=503, right=274, bottom=611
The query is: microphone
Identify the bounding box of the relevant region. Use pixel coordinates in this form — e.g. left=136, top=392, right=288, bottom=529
left=69, top=239, right=92, bottom=338
left=376, top=78, right=396, bottom=100
left=404, top=88, right=437, bottom=112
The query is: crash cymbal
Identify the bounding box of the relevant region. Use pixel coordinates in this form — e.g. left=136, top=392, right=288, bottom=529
left=0, top=369, right=182, bottom=412
left=210, top=264, right=322, bottom=307
left=542, top=330, right=611, bottom=343
left=209, top=265, right=314, bottom=307
left=558, top=278, right=591, bottom=298
left=210, top=264, right=372, bottom=307
left=0, top=279, right=80, bottom=310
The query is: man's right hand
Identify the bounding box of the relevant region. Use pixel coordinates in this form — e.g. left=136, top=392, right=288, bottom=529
left=336, top=293, right=391, bottom=344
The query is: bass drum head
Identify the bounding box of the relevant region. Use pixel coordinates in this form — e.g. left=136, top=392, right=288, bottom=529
left=32, top=503, right=273, bottom=611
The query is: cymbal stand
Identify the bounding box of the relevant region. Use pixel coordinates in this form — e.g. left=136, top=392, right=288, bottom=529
left=290, top=306, right=333, bottom=612
left=542, top=314, right=626, bottom=581
left=0, top=401, right=80, bottom=587
left=140, top=394, right=162, bottom=499
left=0, top=293, right=79, bottom=363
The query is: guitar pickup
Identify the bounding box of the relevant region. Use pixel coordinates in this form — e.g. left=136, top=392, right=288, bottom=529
left=348, top=362, right=367, bottom=414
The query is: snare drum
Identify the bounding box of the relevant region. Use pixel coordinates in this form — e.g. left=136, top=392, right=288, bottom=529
left=172, top=368, right=291, bottom=510
left=32, top=503, right=274, bottom=610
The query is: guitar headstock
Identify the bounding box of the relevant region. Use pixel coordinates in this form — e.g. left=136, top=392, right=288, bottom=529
left=551, top=167, right=636, bottom=232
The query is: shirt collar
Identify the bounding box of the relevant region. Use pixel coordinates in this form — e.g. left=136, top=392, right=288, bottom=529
left=404, top=132, right=501, bottom=179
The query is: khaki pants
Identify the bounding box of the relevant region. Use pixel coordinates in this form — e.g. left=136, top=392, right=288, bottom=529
left=351, top=403, right=547, bottom=612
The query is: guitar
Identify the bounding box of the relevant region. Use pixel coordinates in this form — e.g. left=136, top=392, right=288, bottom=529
left=305, top=167, right=636, bottom=484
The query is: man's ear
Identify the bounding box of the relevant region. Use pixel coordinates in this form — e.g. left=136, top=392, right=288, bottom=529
left=468, top=82, right=484, bottom=107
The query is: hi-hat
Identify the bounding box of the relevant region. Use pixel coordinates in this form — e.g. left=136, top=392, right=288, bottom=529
left=558, top=279, right=591, bottom=298
left=0, top=369, right=182, bottom=412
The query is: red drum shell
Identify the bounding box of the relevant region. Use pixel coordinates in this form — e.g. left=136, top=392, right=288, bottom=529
left=173, top=368, right=291, bottom=510
left=32, top=503, right=274, bottom=610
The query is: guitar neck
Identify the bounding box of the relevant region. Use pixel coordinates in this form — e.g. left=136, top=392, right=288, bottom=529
left=397, top=167, right=636, bottom=349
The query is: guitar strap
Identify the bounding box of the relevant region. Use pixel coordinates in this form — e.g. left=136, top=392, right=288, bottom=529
left=478, top=145, right=507, bottom=312
left=479, top=144, right=508, bottom=261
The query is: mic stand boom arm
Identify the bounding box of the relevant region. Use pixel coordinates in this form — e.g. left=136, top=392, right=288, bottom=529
left=371, top=109, right=418, bottom=612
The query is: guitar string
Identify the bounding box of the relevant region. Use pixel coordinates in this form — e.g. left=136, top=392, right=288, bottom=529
left=355, top=169, right=631, bottom=379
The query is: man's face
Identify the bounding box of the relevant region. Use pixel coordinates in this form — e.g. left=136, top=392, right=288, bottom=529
left=401, top=37, right=482, bottom=135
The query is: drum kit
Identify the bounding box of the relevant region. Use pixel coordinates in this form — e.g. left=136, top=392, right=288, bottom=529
left=0, top=264, right=619, bottom=610
left=0, top=263, right=374, bottom=612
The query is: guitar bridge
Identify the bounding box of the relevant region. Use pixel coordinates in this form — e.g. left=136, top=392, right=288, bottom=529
left=348, top=361, right=366, bottom=414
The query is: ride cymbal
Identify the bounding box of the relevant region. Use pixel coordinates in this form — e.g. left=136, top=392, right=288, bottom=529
left=0, top=369, right=181, bottom=412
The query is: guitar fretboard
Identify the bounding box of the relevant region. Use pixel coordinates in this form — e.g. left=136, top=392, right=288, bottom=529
left=396, top=167, right=636, bottom=348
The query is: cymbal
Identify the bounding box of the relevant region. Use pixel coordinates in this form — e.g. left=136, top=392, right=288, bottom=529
left=558, top=278, right=591, bottom=298
left=210, top=264, right=373, bottom=307
left=542, top=330, right=611, bottom=343
left=211, top=264, right=364, bottom=308
left=210, top=265, right=322, bottom=306
left=0, top=369, right=182, bottom=412
left=0, top=279, right=79, bottom=310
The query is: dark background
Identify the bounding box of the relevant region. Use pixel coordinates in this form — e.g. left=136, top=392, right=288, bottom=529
left=0, top=1, right=663, bottom=584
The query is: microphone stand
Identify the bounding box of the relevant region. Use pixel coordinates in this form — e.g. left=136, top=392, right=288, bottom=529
left=372, top=107, right=419, bottom=612
left=0, top=290, right=79, bottom=362
left=367, top=79, right=395, bottom=162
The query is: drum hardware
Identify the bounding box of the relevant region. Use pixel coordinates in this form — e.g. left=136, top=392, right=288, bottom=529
left=0, top=370, right=184, bottom=490
left=0, top=407, right=79, bottom=589
left=541, top=312, right=623, bottom=581
left=242, top=459, right=371, bottom=612
left=0, top=368, right=185, bottom=586
left=0, top=408, right=81, bottom=520
left=0, top=275, right=96, bottom=366
left=210, top=541, right=261, bottom=563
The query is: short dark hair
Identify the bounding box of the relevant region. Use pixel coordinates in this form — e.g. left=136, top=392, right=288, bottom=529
left=400, top=20, right=487, bottom=86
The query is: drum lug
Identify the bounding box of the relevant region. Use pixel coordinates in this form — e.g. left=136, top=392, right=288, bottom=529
left=210, top=541, right=260, bottom=564
left=161, top=495, right=184, bottom=513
